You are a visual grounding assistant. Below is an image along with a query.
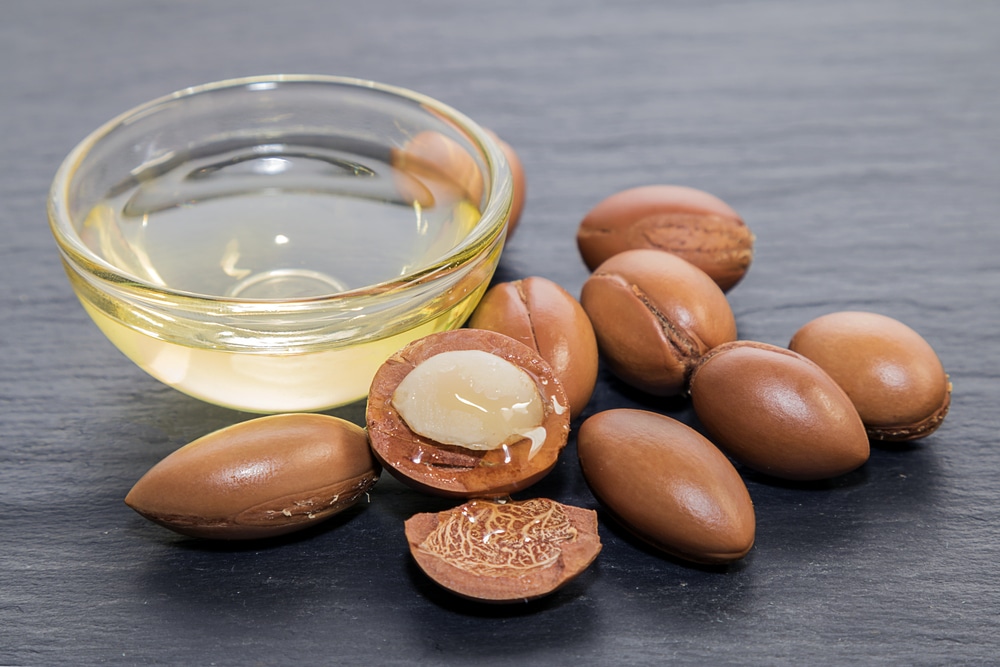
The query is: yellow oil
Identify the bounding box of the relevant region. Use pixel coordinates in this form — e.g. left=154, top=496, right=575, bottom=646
left=68, top=140, right=496, bottom=412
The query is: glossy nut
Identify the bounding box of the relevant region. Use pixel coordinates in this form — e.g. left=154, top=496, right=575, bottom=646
left=405, top=497, right=601, bottom=603
left=577, top=185, right=754, bottom=291
left=468, top=276, right=598, bottom=419
left=577, top=409, right=755, bottom=564
left=124, top=414, right=380, bottom=540
left=486, top=130, right=526, bottom=236
left=366, top=329, right=571, bottom=498
left=789, top=311, right=951, bottom=441
left=689, top=341, right=870, bottom=481
left=580, top=248, right=737, bottom=396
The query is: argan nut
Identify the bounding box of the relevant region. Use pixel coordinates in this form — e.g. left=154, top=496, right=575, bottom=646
left=577, top=409, right=755, bottom=564
left=391, top=130, right=485, bottom=207
left=124, top=414, right=380, bottom=540
left=404, top=497, right=601, bottom=603
left=580, top=248, right=737, bottom=396
left=366, top=329, right=571, bottom=498
left=689, top=341, right=870, bottom=481
left=577, top=185, right=754, bottom=291
left=486, top=130, right=526, bottom=236
left=467, top=276, right=598, bottom=419
left=789, top=311, right=951, bottom=441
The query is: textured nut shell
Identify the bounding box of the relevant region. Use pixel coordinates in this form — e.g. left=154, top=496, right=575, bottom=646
left=690, top=341, right=870, bottom=481
left=577, top=409, right=755, bottom=564
left=789, top=311, right=951, bottom=441
left=486, top=130, right=526, bottom=236
left=366, top=329, right=571, bottom=498
left=467, top=276, right=598, bottom=418
left=124, top=414, right=380, bottom=540
left=577, top=185, right=754, bottom=291
left=404, top=498, right=601, bottom=603
left=580, top=248, right=737, bottom=395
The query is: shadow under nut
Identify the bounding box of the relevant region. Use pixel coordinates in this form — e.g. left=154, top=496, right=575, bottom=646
left=580, top=249, right=737, bottom=396
left=467, top=276, right=599, bottom=419
left=690, top=341, right=870, bottom=481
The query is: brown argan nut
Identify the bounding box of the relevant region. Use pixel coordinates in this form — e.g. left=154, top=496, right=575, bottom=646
left=580, top=248, right=738, bottom=396
left=405, top=497, right=601, bottom=603
left=391, top=130, right=486, bottom=208
left=467, top=276, right=598, bottom=419
left=689, top=341, right=870, bottom=481
left=577, top=185, right=754, bottom=291
left=789, top=311, right=952, bottom=441
left=486, top=130, right=526, bottom=237
left=124, top=414, right=380, bottom=540
left=577, top=409, right=755, bottom=564
left=366, top=329, right=571, bottom=498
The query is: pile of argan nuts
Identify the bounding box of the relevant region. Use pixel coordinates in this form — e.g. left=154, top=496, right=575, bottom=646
left=125, top=137, right=952, bottom=604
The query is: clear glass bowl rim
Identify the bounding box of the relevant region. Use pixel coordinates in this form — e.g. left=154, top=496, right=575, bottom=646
left=47, top=74, right=513, bottom=307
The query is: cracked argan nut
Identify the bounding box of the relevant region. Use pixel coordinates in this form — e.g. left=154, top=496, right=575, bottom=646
left=580, top=248, right=737, bottom=396
left=690, top=341, right=870, bottom=481
left=405, top=497, right=601, bottom=603
left=789, top=311, right=951, bottom=441
left=124, top=413, right=380, bottom=540
left=366, top=329, right=571, bottom=498
left=467, top=276, right=598, bottom=419
left=577, top=185, right=754, bottom=291
left=577, top=409, right=755, bottom=564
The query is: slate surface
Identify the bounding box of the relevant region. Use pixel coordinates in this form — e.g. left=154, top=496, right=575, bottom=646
left=2, top=1, right=999, bottom=665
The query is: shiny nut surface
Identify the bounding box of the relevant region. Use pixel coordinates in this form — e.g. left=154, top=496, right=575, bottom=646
left=580, top=248, right=737, bottom=396
left=789, top=311, right=951, bottom=441
left=125, top=414, right=380, bottom=540
left=690, top=341, right=870, bottom=481
left=577, top=409, right=755, bottom=564
left=577, top=185, right=754, bottom=291
left=468, top=276, right=599, bottom=419
left=366, top=329, right=571, bottom=498
left=405, top=497, right=601, bottom=603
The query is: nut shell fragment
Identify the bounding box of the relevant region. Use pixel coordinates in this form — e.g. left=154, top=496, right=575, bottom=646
left=405, top=498, right=601, bottom=603
left=366, top=329, right=571, bottom=498
left=125, top=413, right=380, bottom=540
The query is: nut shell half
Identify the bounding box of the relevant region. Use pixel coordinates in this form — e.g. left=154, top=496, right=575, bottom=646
left=405, top=498, right=601, bottom=603
left=366, top=329, right=571, bottom=498
left=125, top=413, right=380, bottom=540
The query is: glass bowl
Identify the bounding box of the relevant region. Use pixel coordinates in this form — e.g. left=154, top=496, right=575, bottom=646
left=48, top=75, right=513, bottom=413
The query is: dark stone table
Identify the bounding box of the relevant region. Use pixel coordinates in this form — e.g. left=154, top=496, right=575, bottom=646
left=3, top=1, right=998, bottom=664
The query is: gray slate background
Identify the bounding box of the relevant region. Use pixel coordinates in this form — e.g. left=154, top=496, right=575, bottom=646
left=2, top=1, right=999, bottom=665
